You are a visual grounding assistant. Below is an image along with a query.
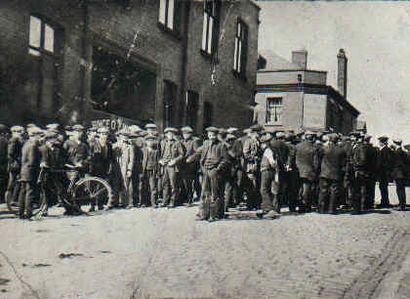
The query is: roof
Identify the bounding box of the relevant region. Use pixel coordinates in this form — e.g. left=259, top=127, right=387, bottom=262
left=258, top=49, right=300, bottom=71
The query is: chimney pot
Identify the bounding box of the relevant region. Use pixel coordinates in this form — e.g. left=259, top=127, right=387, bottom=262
left=292, top=50, right=308, bottom=70
left=337, top=49, right=348, bottom=98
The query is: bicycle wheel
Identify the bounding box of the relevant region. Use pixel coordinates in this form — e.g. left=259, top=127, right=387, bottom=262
left=71, top=176, right=112, bottom=212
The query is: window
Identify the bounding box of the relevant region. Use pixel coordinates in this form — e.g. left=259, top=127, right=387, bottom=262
left=201, top=0, right=220, bottom=56
left=266, top=97, right=283, bottom=125
left=29, top=16, right=55, bottom=56
left=185, top=90, right=199, bottom=131
left=233, top=19, right=248, bottom=76
left=203, top=101, right=213, bottom=128
left=163, top=80, right=177, bottom=127
left=158, top=0, right=181, bottom=33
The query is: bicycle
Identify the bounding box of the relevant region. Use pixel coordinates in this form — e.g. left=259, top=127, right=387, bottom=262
left=6, top=164, right=113, bottom=218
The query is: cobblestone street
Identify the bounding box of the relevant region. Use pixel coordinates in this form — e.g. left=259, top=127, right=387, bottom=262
left=1, top=201, right=410, bottom=299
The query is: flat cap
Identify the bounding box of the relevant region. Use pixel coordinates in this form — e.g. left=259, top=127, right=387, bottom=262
left=250, top=124, right=263, bottom=132
left=226, top=133, right=236, bottom=140
left=164, top=127, right=178, bottom=133
left=243, top=128, right=252, bottom=134
left=97, top=127, right=109, bottom=134
left=44, top=131, right=58, bottom=140
left=72, top=124, right=85, bottom=131
left=181, top=126, right=193, bottom=133
left=117, top=129, right=130, bottom=136
left=0, top=124, right=8, bottom=133
left=129, top=125, right=142, bottom=133
left=88, top=127, right=97, bottom=132
left=227, top=127, right=238, bottom=134
left=46, top=123, right=60, bottom=130
left=393, top=138, right=402, bottom=145
left=328, top=133, right=339, bottom=142
left=145, top=123, right=157, bottom=130
left=11, top=125, right=24, bottom=133
left=364, top=134, right=372, bottom=141
left=206, top=126, right=219, bottom=133
left=27, top=126, right=43, bottom=136
left=260, top=134, right=273, bottom=143
left=275, top=131, right=285, bottom=139
left=378, top=136, right=389, bottom=142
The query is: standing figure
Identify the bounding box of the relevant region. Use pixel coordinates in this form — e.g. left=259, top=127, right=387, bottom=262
left=318, top=134, right=346, bottom=214
left=295, top=131, right=318, bottom=213
left=6, top=126, right=25, bottom=204
left=18, top=127, right=42, bottom=219
left=112, top=129, right=135, bottom=209
left=159, top=127, right=185, bottom=208
left=259, top=134, right=280, bottom=219
left=180, top=126, right=201, bottom=206
left=391, top=138, right=408, bottom=211
left=196, top=127, right=229, bottom=221
left=376, top=136, right=393, bottom=208
left=0, top=124, right=8, bottom=203
left=141, top=135, right=161, bottom=207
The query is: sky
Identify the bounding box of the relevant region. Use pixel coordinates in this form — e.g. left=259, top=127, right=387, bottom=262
left=257, top=1, right=410, bottom=142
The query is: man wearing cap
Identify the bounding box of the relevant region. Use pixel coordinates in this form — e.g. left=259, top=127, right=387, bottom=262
left=159, top=127, right=185, bottom=207
left=6, top=126, right=25, bottom=205
left=376, top=136, right=393, bottom=208
left=283, top=132, right=299, bottom=213
left=259, top=133, right=280, bottom=219
left=180, top=126, right=201, bottom=206
left=391, top=138, right=408, bottom=211
left=295, top=131, right=319, bottom=213
left=348, top=134, right=371, bottom=214
left=364, top=135, right=378, bottom=209
left=111, top=129, right=135, bottom=209
left=141, top=135, right=161, bottom=207
left=196, top=126, right=229, bottom=221
left=0, top=124, right=8, bottom=203
left=242, top=125, right=262, bottom=210
left=18, top=127, right=42, bottom=219
left=317, top=133, right=347, bottom=214
left=39, top=131, right=67, bottom=214
left=223, top=132, right=242, bottom=211
left=64, top=124, right=89, bottom=174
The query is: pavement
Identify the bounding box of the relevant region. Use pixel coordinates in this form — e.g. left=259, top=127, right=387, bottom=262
left=1, top=199, right=410, bottom=299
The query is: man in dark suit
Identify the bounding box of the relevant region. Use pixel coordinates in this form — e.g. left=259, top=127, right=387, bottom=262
left=180, top=126, right=201, bottom=206
left=6, top=125, right=25, bottom=205
left=391, top=138, right=408, bottom=211
left=318, top=133, right=347, bottom=214
left=18, top=126, right=42, bottom=219
left=141, top=135, right=161, bottom=207
left=377, top=136, right=393, bottom=208
left=295, top=131, right=319, bottom=213
left=0, top=124, right=8, bottom=203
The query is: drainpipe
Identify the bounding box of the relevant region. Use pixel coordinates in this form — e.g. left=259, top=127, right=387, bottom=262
left=180, top=1, right=190, bottom=126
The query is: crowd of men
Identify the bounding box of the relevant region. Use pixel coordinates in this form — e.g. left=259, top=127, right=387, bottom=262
left=0, top=122, right=408, bottom=221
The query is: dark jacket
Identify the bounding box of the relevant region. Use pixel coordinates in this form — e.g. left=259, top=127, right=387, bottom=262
left=20, top=139, right=41, bottom=182
left=295, top=140, right=318, bottom=181
left=391, top=148, right=409, bottom=180
left=0, top=135, right=8, bottom=176
left=199, top=139, right=229, bottom=173
left=377, top=146, right=393, bottom=180
left=7, top=136, right=23, bottom=172
left=160, top=139, right=186, bottom=171
left=319, top=143, right=347, bottom=181
left=89, top=141, right=113, bottom=177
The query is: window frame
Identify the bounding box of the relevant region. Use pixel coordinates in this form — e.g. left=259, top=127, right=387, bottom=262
left=233, top=18, right=248, bottom=79
left=185, top=90, right=199, bottom=131
left=158, top=0, right=182, bottom=38
left=266, top=97, right=283, bottom=125
left=200, top=0, right=220, bottom=58
left=28, top=15, right=55, bottom=57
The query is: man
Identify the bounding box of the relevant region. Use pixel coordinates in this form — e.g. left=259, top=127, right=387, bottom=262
left=0, top=124, right=8, bottom=203
left=141, top=135, right=161, bottom=207
left=349, top=134, right=371, bottom=214
left=159, top=127, right=185, bottom=208
left=223, top=133, right=242, bottom=212
left=39, top=131, right=67, bottom=215
left=295, top=131, right=318, bottom=213
left=391, top=138, right=408, bottom=211
left=64, top=124, right=89, bottom=174
left=364, top=135, right=378, bottom=209
left=318, top=134, right=346, bottom=214
left=6, top=125, right=25, bottom=205
left=242, top=125, right=262, bottom=210
left=194, top=126, right=229, bottom=221
left=129, top=125, right=145, bottom=206
left=112, top=129, right=135, bottom=209
left=180, top=126, right=201, bottom=206
left=259, top=133, right=280, bottom=219
left=284, top=132, right=299, bottom=212
left=18, top=126, right=42, bottom=219
left=376, top=136, right=393, bottom=208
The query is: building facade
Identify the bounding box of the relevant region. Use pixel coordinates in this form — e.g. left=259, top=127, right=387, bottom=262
left=0, top=0, right=260, bottom=132
left=254, top=49, right=360, bottom=134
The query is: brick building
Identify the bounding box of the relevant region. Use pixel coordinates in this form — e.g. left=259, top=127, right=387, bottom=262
left=0, top=0, right=260, bottom=132
left=254, top=49, right=360, bottom=134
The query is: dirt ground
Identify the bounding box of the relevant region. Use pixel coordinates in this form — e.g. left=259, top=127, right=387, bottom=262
left=1, top=193, right=410, bottom=299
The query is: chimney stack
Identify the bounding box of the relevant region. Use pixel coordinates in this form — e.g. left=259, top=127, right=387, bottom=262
left=337, top=49, right=348, bottom=98
left=291, top=50, right=308, bottom=70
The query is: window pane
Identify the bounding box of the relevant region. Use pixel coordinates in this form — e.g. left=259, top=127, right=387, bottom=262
left=237, top=40, right=242, bottom=71
left=201, top=13, right=208, bottom=51
left=233, top=37, right=238, bottom=70
left=44, top=24, right=54, bottom=53
left=29, top=16, right=41, bottom=48
left=207, top=17, right=213, bottom=54
left=167, top=0, right=174, bottom=30
left=237, top=22, right=241, bottom=37
left=159, top=0, right=166, bottom=24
